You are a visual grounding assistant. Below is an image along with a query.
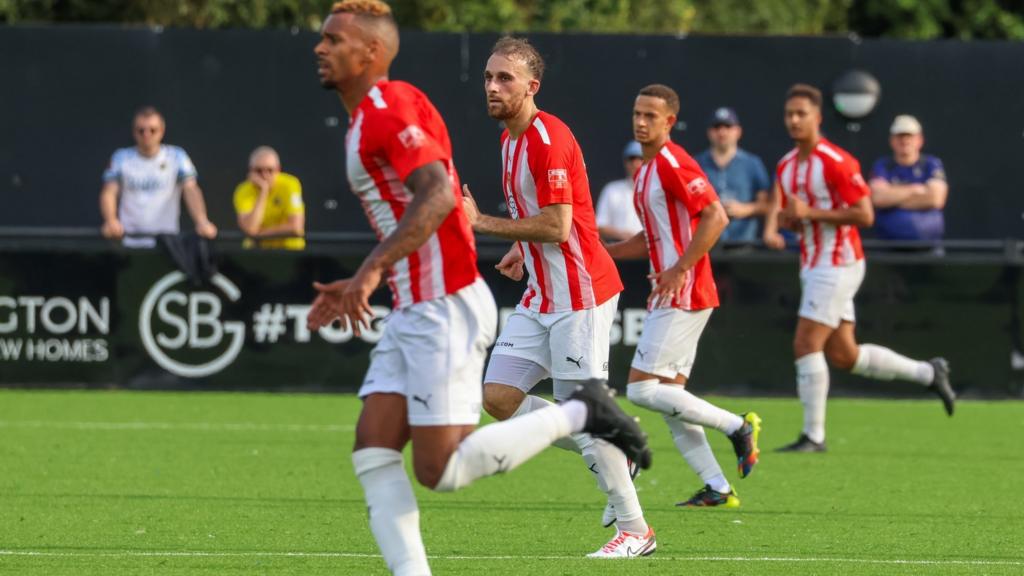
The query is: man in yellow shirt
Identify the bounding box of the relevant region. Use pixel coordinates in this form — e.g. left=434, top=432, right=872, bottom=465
left=234, top=146, right=306, bottom=250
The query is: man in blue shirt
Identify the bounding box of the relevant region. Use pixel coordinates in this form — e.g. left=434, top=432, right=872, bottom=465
left=869, top=115, right=948, bottom=241
left=695, top=107, right=771, bottom=244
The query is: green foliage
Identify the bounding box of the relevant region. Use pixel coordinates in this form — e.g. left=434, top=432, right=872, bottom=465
left=1, top=0, right=1022, bottom=39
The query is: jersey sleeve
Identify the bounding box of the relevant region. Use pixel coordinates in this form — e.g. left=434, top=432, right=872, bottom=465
left=869, top=157, right=891, bottom=181
left=370, top=107, right=449, bottom=183
left=527, top=133, right=575, bottom=207
left=828, top=156, right=870, bottom=205
left=102, top=151, right=123, bottom=183
left=659, top=155, right=718, bottom=216
left=233, top=182, right=255, bottom=215
left=175, top=148, right=198, bottom=183
left=283, top=176, right=305, bottom=216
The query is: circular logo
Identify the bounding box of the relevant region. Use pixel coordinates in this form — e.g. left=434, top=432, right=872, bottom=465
left=138, top=271, right=246, bottom=378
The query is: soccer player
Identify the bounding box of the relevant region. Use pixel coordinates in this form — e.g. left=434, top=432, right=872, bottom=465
left=307, top=4, right=650, bottom=575
left=605, top=84, right=762, bottom=508
left=763, top=84, right=956, bottom=453
left=460, top=37, right=655, bottom=558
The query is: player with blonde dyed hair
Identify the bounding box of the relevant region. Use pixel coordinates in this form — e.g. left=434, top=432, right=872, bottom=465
left=308, top=5, right=650, bottom=575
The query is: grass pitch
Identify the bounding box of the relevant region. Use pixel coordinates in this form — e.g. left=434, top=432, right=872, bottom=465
left=0, top=389, right=1021, bottom=575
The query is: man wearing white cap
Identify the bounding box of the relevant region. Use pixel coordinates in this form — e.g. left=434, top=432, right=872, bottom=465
left=868, top=115, right=948, bottom=241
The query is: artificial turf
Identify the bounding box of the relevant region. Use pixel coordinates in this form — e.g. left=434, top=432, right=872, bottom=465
left=0, top=389, right=1021, bottom=575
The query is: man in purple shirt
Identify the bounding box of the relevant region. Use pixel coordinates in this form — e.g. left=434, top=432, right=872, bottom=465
left=869, top=115, right=949, bottom=241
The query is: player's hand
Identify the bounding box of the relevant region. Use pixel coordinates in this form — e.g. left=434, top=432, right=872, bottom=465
left=495, top=246, right=524, bottom=281
left=763, top=231, right=786, bottom=251
left=196, top=220, right=218, bottom=239
left=723, top=200, right=753, bottom=219
left=339, top=263, right=382, bottom=337
left=461, top=184, right=481, bottom=228
left=782, top=194, right=809, bottom=221
left=647, top=264, right=689, bottom=308
left=307, top=279, right=351, bottom=331
left=101, top=218, right=124, bottom=239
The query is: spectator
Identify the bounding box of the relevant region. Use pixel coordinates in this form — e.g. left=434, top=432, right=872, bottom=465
left=595, top=141, right=644, bottom=240
left=869, top=115, right=948, bottom=241
left=695, top=107, right=771, bottom=244
left=99, top=106, right=217, bottom=248
left=233, top=146, right=306, bottom=250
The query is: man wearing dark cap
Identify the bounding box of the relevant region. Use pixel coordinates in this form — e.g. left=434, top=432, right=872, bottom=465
left=695, top=107, right=771, bottom=244
left=595, top=141, right=645, bottom=241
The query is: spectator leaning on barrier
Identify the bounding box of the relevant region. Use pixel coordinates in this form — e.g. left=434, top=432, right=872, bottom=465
left=99, top=106, right=217, bottom=248
left=233, top=146, right=306, bottom=250
left=868, top=115, right=948, bottom=242
left=695, top=107, right=772, bottom=244
left=594, top=140, right=644, bottom=241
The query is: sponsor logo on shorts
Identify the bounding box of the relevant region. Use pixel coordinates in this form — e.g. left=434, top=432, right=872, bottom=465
left=566, top=355, right=583, bottom=368
left=411, top=393, right=433, bottom=410
left=495, top=341, right=514, bottom=347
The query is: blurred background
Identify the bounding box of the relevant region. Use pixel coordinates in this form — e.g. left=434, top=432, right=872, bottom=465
left=1, top=0, right=1022, bottom=397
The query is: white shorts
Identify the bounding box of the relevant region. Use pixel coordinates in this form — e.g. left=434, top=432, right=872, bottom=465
left=631, top=307, right=712, bottom=379
left=486, top=295, right=619, bottom=386
left=359, top=278, right=497, bottom=426
left=798, top=260, right=865, bottom=328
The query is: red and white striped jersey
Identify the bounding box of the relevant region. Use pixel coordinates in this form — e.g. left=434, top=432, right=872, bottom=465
left=500, top=111, right=623, bottom=313
left=633, top=141, right=720, bottom=311
left=345, top=80, right=479, bottom=309
left=776, top=139, right=868, bottom=270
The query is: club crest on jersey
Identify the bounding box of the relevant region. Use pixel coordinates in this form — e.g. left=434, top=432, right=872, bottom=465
left=397, top=125, right=427, bottom=149
left=687, top=177, right=708, bottom=195
left=547, top=169, right=568, bottom=189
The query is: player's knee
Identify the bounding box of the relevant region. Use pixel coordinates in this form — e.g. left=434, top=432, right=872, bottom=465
left=626, top=378, right=659, bottom=408
left=482, top=386, right=519, bottom=421
left=412, top=456, right=449, bottom=491
left=826, top=347, right=857, bottom=371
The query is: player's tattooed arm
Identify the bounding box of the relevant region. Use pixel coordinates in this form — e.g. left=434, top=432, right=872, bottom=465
left=462, top=184, right=571, bottom=243
left=605, top=232, right=648, bottom=260
left=325, top=160, right=455, bottom=336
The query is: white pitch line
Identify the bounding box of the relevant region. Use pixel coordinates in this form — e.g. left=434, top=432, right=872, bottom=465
left=0, top=420, right=354, bottom=433
left=0, top=550, right=1021, bottom=567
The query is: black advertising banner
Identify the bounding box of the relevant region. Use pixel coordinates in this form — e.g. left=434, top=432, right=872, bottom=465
left=0, top=244, right=1021, bottom=397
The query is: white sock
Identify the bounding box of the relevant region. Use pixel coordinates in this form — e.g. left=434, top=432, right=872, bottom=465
left=796, top=352, right=830, bottom=444
left=627, top=378, right=743, bottom=435
left=663, top=415, right=730, bottom=494
left=581, top=438, right=648, bottom=534
left=511, top=395, right=580, bottom=453
left=852, top=344, right=934, bottom=385
left=352, top=448, right=431, bottom=576
left=433, top=404, right=575, bottom=492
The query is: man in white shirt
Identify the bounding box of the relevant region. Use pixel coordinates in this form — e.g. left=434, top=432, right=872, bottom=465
left=595, top=141, right=644, bottom=240
left=99, top=106, right=217, bottom=247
